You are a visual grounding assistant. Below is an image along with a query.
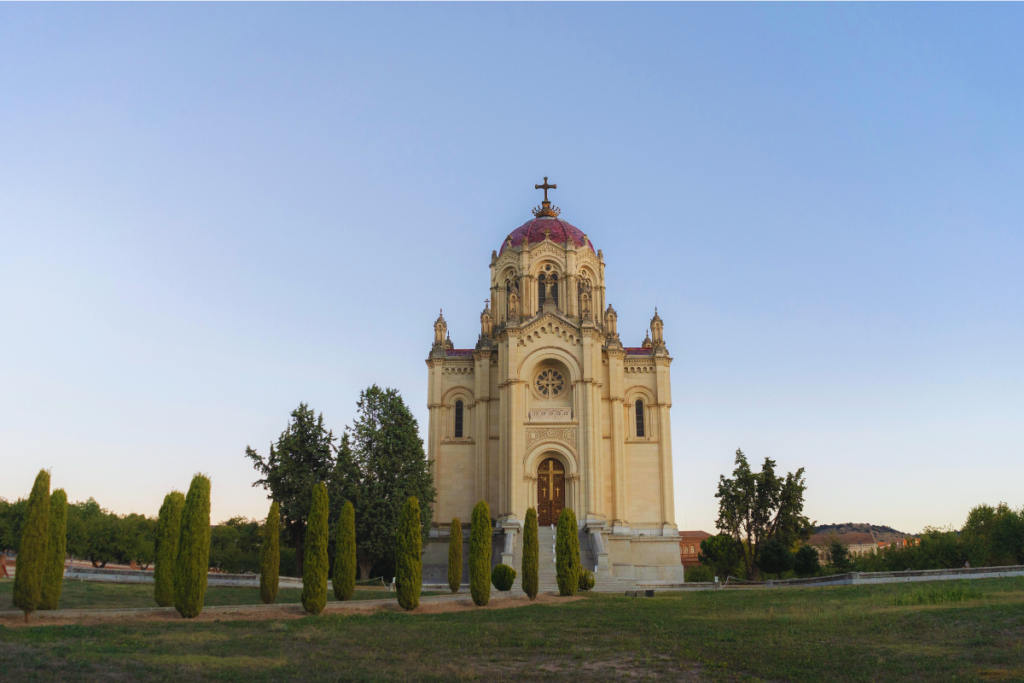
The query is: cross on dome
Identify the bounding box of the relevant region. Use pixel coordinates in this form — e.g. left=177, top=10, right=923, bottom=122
left=532, top=176, right=561, bottom=218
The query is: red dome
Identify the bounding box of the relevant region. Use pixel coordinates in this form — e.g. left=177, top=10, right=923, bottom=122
left=499, top=217, right=594, bottom=255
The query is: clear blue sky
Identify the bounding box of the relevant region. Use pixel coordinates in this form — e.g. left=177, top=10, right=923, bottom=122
left=2, top=4, right=1021, bottom=535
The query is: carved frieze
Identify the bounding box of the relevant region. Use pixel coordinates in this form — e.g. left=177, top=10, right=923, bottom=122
left=525, top=425, right=577, bottom=448
left=528, top=407, right=572, bottom=422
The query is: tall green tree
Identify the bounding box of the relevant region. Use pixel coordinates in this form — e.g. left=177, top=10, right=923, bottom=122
left=826, top=537, right=852, bottom=573
left=66, top=498, right=117, bottom=568
left=521, top=507, right=539, bottom=600
left=174, top=474, right=212, bottom=619
left=715, top=449, right=813, bottom=580
left=247, top=403, right=337, bottom=577
left=469, top=500, right=491, bottom=607
left=395, top=496, right=422, bottom=610
left=348, top=386, right=436, bottom=579
left=555, top=508, right=580, bottom=597
left=301, top=482, right=329, bottom=615
left=39, top=489, right=67, bottom=610
left=261, top=501, right=281, bottom=604
left=333, top=500, right=356, bottom=601
left=757, top=538, right=794, bottom=576
left=447, top=517, right=462, bottom=594
left=154, top=491, right=185, bottom=607
left=13, top=470, right=50, bottom=620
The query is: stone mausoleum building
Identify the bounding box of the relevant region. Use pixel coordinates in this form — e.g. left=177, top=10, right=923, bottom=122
left=422, top=181, right=684, bottom=589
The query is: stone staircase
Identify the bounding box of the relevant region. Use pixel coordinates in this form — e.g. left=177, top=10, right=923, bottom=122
left=510, top=525, right=635, bottom=594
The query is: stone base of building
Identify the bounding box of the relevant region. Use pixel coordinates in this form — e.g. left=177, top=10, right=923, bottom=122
left=422, top=523, right=684, bottom=590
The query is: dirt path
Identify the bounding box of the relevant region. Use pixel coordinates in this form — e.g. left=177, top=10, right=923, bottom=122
left=0, top=592, right=581, bottom=628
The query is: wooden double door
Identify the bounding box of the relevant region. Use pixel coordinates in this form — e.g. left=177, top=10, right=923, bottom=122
left=537, top=457, right=566, bottom=526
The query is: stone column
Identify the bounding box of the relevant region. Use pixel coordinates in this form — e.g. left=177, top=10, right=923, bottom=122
left=654, top=356, right=676, bottom=534
left=606, top=348, right=627, bottom=529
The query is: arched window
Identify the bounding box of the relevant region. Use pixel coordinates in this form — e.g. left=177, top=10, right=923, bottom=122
left=550, top=273, right=559, bottom=307
left=454, top=400, right=464, bottom=438
left=537, top=273, right=546, bottom=308
left=635, top=400, right=645, bottom=437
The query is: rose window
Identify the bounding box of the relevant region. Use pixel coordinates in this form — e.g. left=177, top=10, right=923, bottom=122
left=535, top=369, right=565, bottom=398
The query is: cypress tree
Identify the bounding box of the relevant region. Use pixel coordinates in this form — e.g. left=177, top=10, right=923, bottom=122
left=555, top=507, right=580, bottom=597
left=469, top=500, right=491, bottom=607
left=333, top=500, right=356, bottom=601
left=174, top=474, right=212, bottom=619
left=395, top=496, right=422, bottom=611
left=260, top=500, right=280, bottom=604
left=447, top=516, right=462, bottom=594
left=13, top=470, right=50, bottom=621
left=39, top=489, right=67, bottom=610
left=522, top=507, right=539, bottom=600
left=301, top=482, right=329, bottom=615
left=154, top=491, right=185, bottom=607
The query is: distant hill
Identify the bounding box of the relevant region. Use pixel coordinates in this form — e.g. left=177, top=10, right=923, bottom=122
left=814, top=523, right=916, bottom=543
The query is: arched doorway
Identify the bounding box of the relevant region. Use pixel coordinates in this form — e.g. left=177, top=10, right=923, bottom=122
left=537, top=457, right=566, bottom=526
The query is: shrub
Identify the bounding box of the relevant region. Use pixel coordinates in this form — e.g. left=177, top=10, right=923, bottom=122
left=301, top=482, right=329, bottom=615
left=260, top=501, right=280, bottom=604
left=521, top=507, right=539, bottom=600
left=154, top=491, right=185, bottom=607
left=698, top=534, right=741, bottom=579
left=758, top=538, right=795, bottom=576
left=685, top=564, right=716, bottom=583
left=794, top=545, right=821, bottom=577
left=396, top=496, right=422, bottom=611
left=333, top=500, right=356, bottom=601
left=39, top=489, right=67, bottom=610
left=447, top=517, right=462, bottom=594
left=826, top=538, right=852, bottom=573
left=491, top=563, right=516, bottom=591
left=174, top=474, right=212, bottom=619
left=469, top=500, right=491, bottom=606
left=555, top=508, right=580, bottom=596
left=577, top=568, right=595, bottom=591
left=13, top=470, right=50, bottom=620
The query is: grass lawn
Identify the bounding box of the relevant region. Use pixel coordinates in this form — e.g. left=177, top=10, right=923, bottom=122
left=0, top=579, right=440, bottom=611
left=1, top=577, right=1023, bottom=681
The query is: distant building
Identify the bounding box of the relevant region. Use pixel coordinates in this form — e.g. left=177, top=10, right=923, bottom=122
left=809, top=532, right=884, bottom=558
left=678, top=531, right=712, bottom=566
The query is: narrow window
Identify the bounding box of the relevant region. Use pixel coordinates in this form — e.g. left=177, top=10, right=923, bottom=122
left=551, top=273, right=559, bottom=307
left=455, top=400, right=464, bottom=438
left=538, top=273, right=546, bottom=307
left=635, top=400, right=645, bottom=437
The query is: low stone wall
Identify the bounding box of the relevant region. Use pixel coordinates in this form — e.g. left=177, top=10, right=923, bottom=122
left=64, top=566, right=304, bottom=589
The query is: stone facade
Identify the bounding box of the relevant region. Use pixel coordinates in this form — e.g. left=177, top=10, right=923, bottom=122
left=424, top=191, right=683, bottom=585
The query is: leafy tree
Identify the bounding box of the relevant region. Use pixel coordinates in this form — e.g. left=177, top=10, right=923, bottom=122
left=247, top=403, right=337, bottom=577
left=698, top=534, right=741, bottom=580
left=174, top=474, right=212, bottom=619
left=13, top=470, right=50, bottom=621
left=962, top=503, right=1024, bottom=566
left=555, top=508, right=580, bottom=597
left=793, top=545, right=821, bottom=577
left=67, top=499, right=117, bottom=567
left=491, top=564, right=516, bottom=591
left=154, top=491, right=185, bottom=607
left=395, top=496, right=423, bottom=611
left=333, top=500, right=356, bottom=601
left=469, top=500, right=491, bottom=606
left=0, top=497, right=27, bottom=555
left=757, top=538, right=794, bottom=576
left=715, top=449, right=813, bottom=580
left=826, top=537, right=852, bottom=573
left=39, top=489, right=68, bottom=610
left=521, top=508, right=539, bottom=600
left=301, top=482, right=329, bottom=615
left=577, top=568, right=595, bottom=591
left=447, top=517, right=462, bottom=594
left=261, top=501, right=280, bottom=604
left=348, top=386, right=436, bottom=579
left=118, top=513, right=156, bottom=568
